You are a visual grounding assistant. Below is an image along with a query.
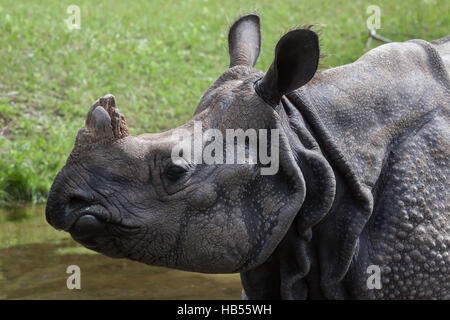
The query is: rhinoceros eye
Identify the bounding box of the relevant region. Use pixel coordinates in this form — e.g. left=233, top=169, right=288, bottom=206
left=165, top=164, right=188, bottom=181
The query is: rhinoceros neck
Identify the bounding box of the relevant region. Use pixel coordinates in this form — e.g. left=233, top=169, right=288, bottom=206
left=290, top=40, right=449, bottom=198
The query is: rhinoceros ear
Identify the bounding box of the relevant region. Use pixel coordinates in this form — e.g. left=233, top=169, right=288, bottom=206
left=228, top=14, right=261, bottom=68
left=255, top=29, right=319, bottom=107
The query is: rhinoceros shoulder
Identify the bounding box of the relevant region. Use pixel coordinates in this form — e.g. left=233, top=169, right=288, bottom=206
left=292, top=38, right=449, bottom=192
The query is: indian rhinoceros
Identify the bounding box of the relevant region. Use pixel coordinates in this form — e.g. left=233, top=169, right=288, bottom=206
left=45, top=14, right=450, bottom=299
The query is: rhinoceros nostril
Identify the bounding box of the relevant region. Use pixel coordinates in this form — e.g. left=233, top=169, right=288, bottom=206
left=67, top=194, right=94, bottom=211
left=45, top=193, right=97, bottom=231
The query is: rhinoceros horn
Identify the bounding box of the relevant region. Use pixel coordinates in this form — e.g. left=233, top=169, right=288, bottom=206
left=74, top=94, right=129, bottom=148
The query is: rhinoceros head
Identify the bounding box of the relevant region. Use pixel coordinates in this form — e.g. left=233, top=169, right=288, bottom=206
left=46, top=14, right=320, bottom=273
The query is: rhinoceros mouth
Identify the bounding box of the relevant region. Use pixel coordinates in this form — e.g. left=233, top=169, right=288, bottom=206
left=68, top=204, right=139, bottom=230
left=68, top=204, right=110, bottom=242
left=69, top=214, right=108, bottom=247
left=69, top=204, right=134, bottom=237
left=61, top=204, right=108, bottom=231
left=67, top=206, right=138, bottom=258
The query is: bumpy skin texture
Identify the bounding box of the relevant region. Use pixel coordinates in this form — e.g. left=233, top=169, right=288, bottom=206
left=245, top=38, right=450, bottom=299
left=46, top=14, right=450, bottom=299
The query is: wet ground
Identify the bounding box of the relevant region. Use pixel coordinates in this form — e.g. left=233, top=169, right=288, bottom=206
left=0, top=204, right=242, bottom=299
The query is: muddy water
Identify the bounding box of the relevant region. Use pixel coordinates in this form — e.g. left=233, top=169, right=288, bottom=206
left=0, top=204, right=242, bottom=299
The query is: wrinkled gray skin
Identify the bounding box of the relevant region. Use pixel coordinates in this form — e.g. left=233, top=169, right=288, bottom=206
left=46, top=14, right=450, bottom=299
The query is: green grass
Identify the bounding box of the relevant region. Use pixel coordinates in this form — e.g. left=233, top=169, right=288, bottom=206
left=0, top=0, right=448, bottom=205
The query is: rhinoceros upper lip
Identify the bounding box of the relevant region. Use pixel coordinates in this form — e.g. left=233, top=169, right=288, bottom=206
left=67, top=204, right=139, bottom=232
left=66, top=204, right=111, bottom=232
